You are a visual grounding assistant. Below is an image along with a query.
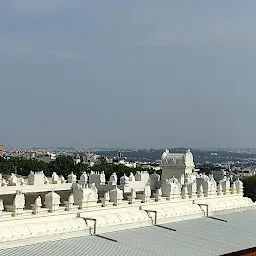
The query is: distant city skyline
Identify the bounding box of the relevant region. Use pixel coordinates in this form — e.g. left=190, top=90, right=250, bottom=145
left=1, top=1, right=256, bottom=148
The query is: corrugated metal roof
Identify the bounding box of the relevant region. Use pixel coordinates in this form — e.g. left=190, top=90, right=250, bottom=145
left=1, top=210, right=256, bottom=256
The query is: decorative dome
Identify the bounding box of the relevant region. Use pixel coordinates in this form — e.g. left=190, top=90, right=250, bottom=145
left=161, top=149, right=194, bottom=167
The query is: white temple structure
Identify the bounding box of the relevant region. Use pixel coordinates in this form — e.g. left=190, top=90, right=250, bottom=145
left=161, top=149, right=195, bottom=184
left=0, top=149, right=255, bottom=252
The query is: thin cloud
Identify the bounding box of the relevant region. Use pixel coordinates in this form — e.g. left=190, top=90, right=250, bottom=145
left=0, top=38, right=89, bottom=61
left=6, top=0, right=85, bottom=13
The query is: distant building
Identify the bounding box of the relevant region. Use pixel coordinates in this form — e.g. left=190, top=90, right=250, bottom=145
left=29, top=151, right=41, bottom=159
left=35, top=153, right=56, bottom=163
left=232, top=166, right=256, bottom=179
left=98, top=155, right=113, bottom=164
left=74, top=154, right=81, bottom=164
left=0, top=145, right=4, bottom=157
left=116, top=159, right=136, bottom=168
left=82, top=152, right=100, bottom=166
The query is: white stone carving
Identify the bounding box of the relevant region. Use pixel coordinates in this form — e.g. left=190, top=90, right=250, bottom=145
left=0, top=199, right=4, bottom=213
left=137, top=183, right=151, bottom=203
left=0, top=164, right=254, bottom=245
left=202, top=176, right=217, bottom=197
left=154, top=187, right=162, bottom=202
left=129, top=172, right=135, bottom=182
left=100, top=191, right=111, bottom=207
left=65, top=194, right=75, bottom=211
left=60, top=175, right=66, bottom=184
left=234, top=178, right=244, bottom=195
left=219, top=177, right=231, bottom=195
left=135, top=171, right=150, bottom=183
left=51, top=172, right=59, bottom=184
left=184, top=149, right=195, bottom=168
left=197, top=184, right=204, bottom=198
left=14, top=190, right=25, bottom=208
left=79, top=172, right=88, bottom=185
left=9, top=173, right=18, bottom=186
left=28, top=171, right=45, bottom=185
left=182, top=184, right=189, bottom=199
left=180, top=174, right=185, bottom=186
left=35, top=196, right=42, bottom=207
left=73, top=184, right=98, bottom=209
left=187, top=181, right=197, bottom=198
left=104, top=191, right=110, bottom=201
left=161, top=149, right=170, bottom=163
left=217, top=183, right=223, bottom=196
left=68, top=193, right=74, bottom=204
left=231, top=183, right=237, bottom=194
left=150, top=172, right=161, bottom=190
left=68, top=172, right=77, bottom=183
left=44, top=191, right=61, bottom=212
left=162, top=178, right=181, bottom=200
left=32, top=196, right=42, bottom=214
left=127, top=188, right=137, bottom=204
left=108, top=172, right=118, bottom=185
left=90, top=183, right=98, bottom=201
left=120, top=174, right=130, bottom=186
left=109, top=186, right=124, bottom=206
left=20, top=178, right=26, bottom=186
left=1, top=178, right=7, bottom=187
left=6, top=190, right=25, bottom=216
left=44, top=175, right=49, bottom=184
left=161, top=149, right=195, bottom=183
left=89, top=171, right=106, bottom=186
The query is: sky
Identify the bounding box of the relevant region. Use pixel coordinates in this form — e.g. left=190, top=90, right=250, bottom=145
left=1, top=0, right=256, bottom=149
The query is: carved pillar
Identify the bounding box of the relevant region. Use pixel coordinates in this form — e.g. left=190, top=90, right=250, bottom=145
left=110, top=186, right=123, bottom=206
left=181, top=184, right=189, bottom=199
left=32, top=196, right=42, bottom=215
left=197, top=185, right=204, bottom=198
left=100, top=191, right=110, bottom=207
left=65, top=194, right=75, bottom=211
left=217, top=183, right=223, bottom=196
left=153, top=188, right=162, bottom=202
left=44, top=191, right=61, bottom=213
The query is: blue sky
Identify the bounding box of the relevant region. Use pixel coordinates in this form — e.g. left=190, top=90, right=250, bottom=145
left=1, top=1, right=256, bottom=148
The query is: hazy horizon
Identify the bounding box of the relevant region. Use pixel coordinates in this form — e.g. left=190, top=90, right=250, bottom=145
left=1, top=1, right=256, bottom=149
left=5, top=146, right=256, bottom=152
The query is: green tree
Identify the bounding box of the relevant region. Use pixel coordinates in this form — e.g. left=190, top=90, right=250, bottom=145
left=242, top=176, right=256, bottom=202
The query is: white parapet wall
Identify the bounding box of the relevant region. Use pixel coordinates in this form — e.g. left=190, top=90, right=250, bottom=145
left=0, top=191, right=255, bottom=249
left=0, top=183, right=73, bottom=195
left=0, top=149, right=256, bottom=249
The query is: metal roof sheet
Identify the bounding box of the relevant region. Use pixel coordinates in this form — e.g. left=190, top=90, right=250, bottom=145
left=1, top=210, right=256, bottom=256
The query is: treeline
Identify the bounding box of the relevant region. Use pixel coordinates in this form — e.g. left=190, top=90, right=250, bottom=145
left=196, top=164, right=223, bottom=174
left=242, top=176, right=256, bottom=202
left=0, top=156, right=157, bottom=181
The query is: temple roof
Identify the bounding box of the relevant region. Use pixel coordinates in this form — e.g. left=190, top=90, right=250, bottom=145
left=1, top=210, right=256, bottom=256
